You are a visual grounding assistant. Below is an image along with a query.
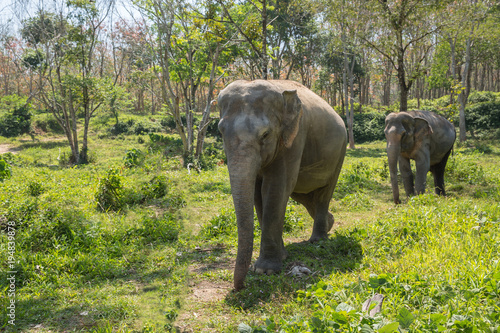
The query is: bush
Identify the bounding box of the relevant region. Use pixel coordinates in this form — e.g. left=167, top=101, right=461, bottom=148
left=123, top=148, right=143, bottom=168
left=95, top=168, right=124, bottom=211
left=108, top=119, right=135, bottom=135
left=142, top=174, right=168, bottom=200
left=468, top=90, right=497, bottom=104
left=33, top=113, right=64, bottom=134
left=343, top=112, right=387, bottom=143
left=201, top=207, right=236, bottom=239
left=136, top=214, right=180, bottom=243
left=465, top=101, right=500, bottom=132
left=446, top=152, right=486, bottom=185
left=26, top=179, right=44, bottom=197
left=0, top=95, right=32, bottom=137
left=133, top=119, right=163, bottom=135
left=0, top=159, right=12, bottom=181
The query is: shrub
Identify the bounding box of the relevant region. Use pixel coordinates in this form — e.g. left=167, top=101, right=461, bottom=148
left=283, top=203, right=304, bottom=233
left=133, top=120, right=163, bottom=135
left=95, top=168, right=124, bottom=211
left=142, top=174, right=168, bottom=200
left=468, top=90, right=497, bottom=104
left=184, top=142, right=226, bottom=171
left=33, top=113, right=64, bottom=134
left=343, top=112, right=387, bottom=143
left=0, top=95, right=32, bottom=137
left=465, top=101, right=500, bottom=132
left=26, top=179, right=44, bottom=197
left=137, top=214, right=180, bottom=243
left=0, top=159, right=12, bottom=181
left=446, top=152, right=486, bottom=185
left=123, top=148, right=143, bottom=168
left=108, top=119, right=135, bottom=135
left=201, top=207, right=236, bottom=239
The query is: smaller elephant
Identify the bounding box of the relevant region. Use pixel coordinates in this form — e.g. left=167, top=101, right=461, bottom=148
left=384, top=111, right=456, bottom=204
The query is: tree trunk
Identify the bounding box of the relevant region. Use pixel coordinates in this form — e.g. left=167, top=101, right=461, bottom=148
left=262, top=0, right=268, bottom=80
left=459, top=29, right=474, bottom=143
left=348, top=56, right=356, bottom=149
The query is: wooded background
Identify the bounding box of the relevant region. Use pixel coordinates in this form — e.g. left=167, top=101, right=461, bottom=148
left=0, top=0, right=499, bottom=163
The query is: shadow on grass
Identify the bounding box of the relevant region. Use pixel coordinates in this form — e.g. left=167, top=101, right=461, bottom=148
left=224, top=232, right=363, bottom=309
left=346, top=147, right=386, bottom=159
left=1, top=298, right=98, bottom=332
left=18, top=140, right=68, bottom=151
left=5, top=266, right=177, bottom=332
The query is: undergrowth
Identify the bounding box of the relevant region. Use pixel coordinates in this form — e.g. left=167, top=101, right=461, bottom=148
left=0, top=133, right=499, bottom=332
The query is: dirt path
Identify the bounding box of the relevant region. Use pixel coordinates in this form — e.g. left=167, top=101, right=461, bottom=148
left=0, top=144, right=20, bottom=154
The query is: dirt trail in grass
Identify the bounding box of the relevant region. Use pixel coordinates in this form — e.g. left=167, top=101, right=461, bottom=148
left=174, top=258, right=234, bottom=332
left=0, top=144, right=20, bottom=154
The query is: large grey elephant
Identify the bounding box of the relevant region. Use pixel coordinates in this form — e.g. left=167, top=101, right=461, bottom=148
left=384, top=111, right=456, bottom=204
left=217, top=80, right=347, bottom=290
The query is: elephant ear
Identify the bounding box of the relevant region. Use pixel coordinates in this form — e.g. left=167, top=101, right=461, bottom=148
left=281, top=90, right=303, bottom=148
left=414, top=117, right=433, bottom=139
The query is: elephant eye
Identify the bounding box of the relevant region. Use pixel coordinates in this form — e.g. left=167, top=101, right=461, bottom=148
left=260, top=130, right=271, bottom=142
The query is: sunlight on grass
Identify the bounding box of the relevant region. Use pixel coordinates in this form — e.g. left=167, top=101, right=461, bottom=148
left=0, top=133, right=499, bottom=332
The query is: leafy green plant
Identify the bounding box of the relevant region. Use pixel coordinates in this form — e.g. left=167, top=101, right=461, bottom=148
left=0, top=158, right=12, bottom=181
left=26, top=179, right=44, bottom=196
left=95, top=167, right=124, bottom=211
left=124, top=148, right=143, bottom=168
left=283, top=203, right=304, bottom=233
left=201, top=207, right=237, bottom=239
left=142, top=174, right=168, bottom=200
left=136, top=214, right=180, bottom=243
left=0, top=94, right=32, bottom=137
left=446, top=151, right=486, bottom=185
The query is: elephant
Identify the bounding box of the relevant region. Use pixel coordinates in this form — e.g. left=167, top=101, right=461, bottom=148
left=217, top=80, right=347, bottom=291
left=384, top=110, right=456, bottom=204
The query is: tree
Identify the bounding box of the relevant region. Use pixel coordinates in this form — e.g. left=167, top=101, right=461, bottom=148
left=133, top=0, right=235, bottom=165
left=442, top=0, right=492, bottom=142
left=362, top=0, right=443, bottom=111
left=20, top=1, right=117, bottom=164
left=217, top=0, right=271, bottom=79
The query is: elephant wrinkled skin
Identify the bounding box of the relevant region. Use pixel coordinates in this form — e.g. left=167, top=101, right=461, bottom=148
left=217, top=80, right=347, bottom=291
left=384, top=110, right=456, bottom=204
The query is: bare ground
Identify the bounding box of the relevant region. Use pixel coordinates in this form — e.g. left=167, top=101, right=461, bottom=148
left=175, top=259, right=234, bottom=332
left=0, top=144, right=20, bottom=154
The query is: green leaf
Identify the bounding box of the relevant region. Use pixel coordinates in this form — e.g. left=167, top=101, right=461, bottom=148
left=237, top=323, right=253, bottom=333
left=360, top=324, right=375, bottom=333
left=430, top=313, right=447, bottom=325
left=378, top=322, right=399, bottom=333
left=336, top=303, right=354, bottom=313
left=397, top=307, right=414, bottom=329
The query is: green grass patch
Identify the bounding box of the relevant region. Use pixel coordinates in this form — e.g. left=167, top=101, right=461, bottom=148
left=0, top=127, right=499, bottom=332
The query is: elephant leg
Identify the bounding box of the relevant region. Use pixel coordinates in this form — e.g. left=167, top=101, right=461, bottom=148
left=254, top=177, right=263, bottom=228
left=415, top=153, right=431, bottom=195
left=399, top=157, right=414, bottom=197
left=253, top=175, right=289, bottom=275
left=430, top=148, right=452, bottom=196
left=292, top=188, right=335, bottom=243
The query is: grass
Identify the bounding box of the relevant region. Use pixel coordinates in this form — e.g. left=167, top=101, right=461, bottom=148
left=0, top=123, right=499, bottom=332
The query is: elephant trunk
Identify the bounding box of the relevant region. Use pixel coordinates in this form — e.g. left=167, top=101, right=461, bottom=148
left=226, top=156, right=259, bottom=291
left=387, top=143, right=401, bottom=204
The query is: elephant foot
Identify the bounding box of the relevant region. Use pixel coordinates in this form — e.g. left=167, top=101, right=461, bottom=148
left=308, top=233, right=328, bottom=243
left=252, top=257, right=283, bottom=275
left=253, top=246, right=287, bottom=275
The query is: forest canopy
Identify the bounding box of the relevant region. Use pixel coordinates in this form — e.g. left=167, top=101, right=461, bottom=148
left=0, top=0, right=499, bottom=159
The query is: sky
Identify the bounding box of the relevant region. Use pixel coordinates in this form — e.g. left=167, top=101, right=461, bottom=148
left=0, top=0, right=140, bottom=37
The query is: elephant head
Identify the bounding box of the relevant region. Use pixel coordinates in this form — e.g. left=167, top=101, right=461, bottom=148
left=384, top=112, right=433, bottom=204
left=217, top=80, right=302, bottom=290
